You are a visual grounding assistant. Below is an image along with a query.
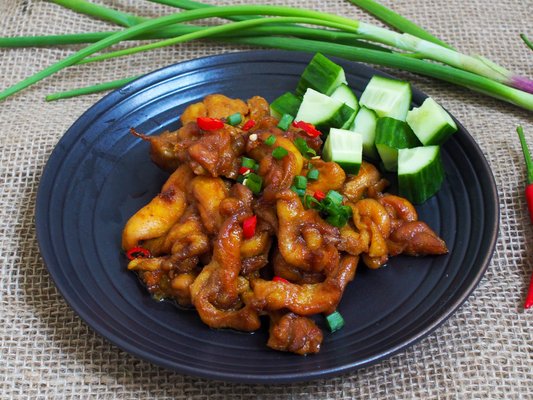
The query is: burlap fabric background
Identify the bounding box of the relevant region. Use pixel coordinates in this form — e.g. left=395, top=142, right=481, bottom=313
left=2, top=0, right=533, bottom=398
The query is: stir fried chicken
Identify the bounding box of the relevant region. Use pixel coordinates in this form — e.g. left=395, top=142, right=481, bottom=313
left=122, top=94, right=448, bottom=355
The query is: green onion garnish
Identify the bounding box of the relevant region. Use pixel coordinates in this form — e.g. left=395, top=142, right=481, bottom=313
left=265, top=134, right=276, bottom=146
left=272, top=147, right=288, bottom=159
left=326, top=190, right=344, bottom=206
left=305, top=195, right=324, bottom=210
left=290, top=185, right=306, bottom=197
left=293, top=175, right=307, bottom=189
left=293, top=138, right=316, bottom=159
left=241, top=156, right=256, bottom=169
left=307, top=169, right=319, bottom=181
left=226, top=112, right=242, bottom=126
left=252, top=162, right=259, bottom=172
left=245, top=173, right=262, bottom=194
left=277, top=114, right=294, bottom=131
left=326, top=311, right=345, bottom=332
left=236, top=174, right=246, bottom=184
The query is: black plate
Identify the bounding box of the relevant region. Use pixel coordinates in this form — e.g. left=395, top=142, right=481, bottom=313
left=36, top=51, right=499, bottom=383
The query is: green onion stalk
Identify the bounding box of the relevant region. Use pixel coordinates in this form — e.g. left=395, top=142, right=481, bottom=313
left=1, top=3, right=532, bottom=106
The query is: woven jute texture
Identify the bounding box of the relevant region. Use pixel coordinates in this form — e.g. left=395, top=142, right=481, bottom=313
left=2, top=0, right=533, bottom=398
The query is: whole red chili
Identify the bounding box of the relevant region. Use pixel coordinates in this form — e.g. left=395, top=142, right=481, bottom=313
left=273, top=276, right=291, bottom=284
left=242, top=119, right=256, bottom=131
left=197, top=117, right=224, bottom=130
left=517, top=126, right=533, bottom=309
left=126, top=247, right=150, bottom=260
left=294, top=120, right=321, bottom=138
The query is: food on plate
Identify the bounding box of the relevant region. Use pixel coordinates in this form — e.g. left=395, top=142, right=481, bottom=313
left=122, top=92, right=448, bottom=355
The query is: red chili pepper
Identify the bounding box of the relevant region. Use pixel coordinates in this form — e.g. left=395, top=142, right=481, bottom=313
left=238, top=166, right=252, bottom=175
left=243, top=215, right=257, bottom=238
left=314, top=190, right=326, bottom=202
left=517, top=126, right=533, bottom=308
left=126, top=247, right=150, bottom=260
left=197, top=117, right=224, bottom=130
left=273, top=276, right=290, bottom=284
left=294, top=120, right=321, bottom=138
left=242, top=119, right=256, bottom=131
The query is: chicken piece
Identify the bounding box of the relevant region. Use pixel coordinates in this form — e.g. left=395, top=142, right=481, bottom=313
left=276, top=189, right=341, bottom=276
left=251, top=250, right=358, bottom=315
left=130, top=128, right=182, bottom=174
left=387, top=221, right=448, bottom=256
left=122, top=164, right=194, bottom=250
left=303, top=159, right=346, bottom=194
left=272, top=246, right=325, bottom=285
left=180, top=102, right=207, bottom=125
left=267, top=311, right=323, bottom=355
left=171, top=270, right=200, bottom=307
left=247, top=96, right=271, bottom=122
left=188, top=175, right=228, bottom=235
left=203, top=94, right=249, bottom=120
left=343, top=161, right=389, bottom=202
left=378, top=194, right=418, bottom=231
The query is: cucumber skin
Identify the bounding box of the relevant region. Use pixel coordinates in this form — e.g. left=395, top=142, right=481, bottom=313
left=316, top=104, right=356, bottom=136
left=398, top=146, right=445, bottom=204
left=296, top=53, right=346, bottom=96
left=270, top=92, right=302, bottom=119
left=375, top=117, right=422, bottom=149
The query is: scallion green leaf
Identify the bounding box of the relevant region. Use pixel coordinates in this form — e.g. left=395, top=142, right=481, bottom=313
left=326, top=311, right=345, bottom=332
left=265, top=135, right=276, bottom=146
left=241, top=157, right=256, bottom=169
left=244, top=173, right=262, bottom=194
left=277, top=114, right=294, bottom=131
left=293, top=175, right=308, bottom=189
left=226, top=112, right=242, bottom=126
left=272, top=147, right=289, bottom=159
left=307, top=169, right=319, bottom=181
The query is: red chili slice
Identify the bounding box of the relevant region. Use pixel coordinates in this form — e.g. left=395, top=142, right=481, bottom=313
left=294, top=120, right=321, bottom=137
left=238, top=166, right=253, bottom=175
left=126, top=247, right=150, bottom=260
left=314, top=190, right=326, bottom=202
left=273, top=276, right=290, bottom=284
left=242, top=119, right=256, bottom=131
left=243, top=215, right=257, bottom=238
left=197, top=117, right=224, bottom=130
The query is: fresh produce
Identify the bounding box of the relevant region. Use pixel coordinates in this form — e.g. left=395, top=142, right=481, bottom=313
left=1, top=0, right=533, bottom=111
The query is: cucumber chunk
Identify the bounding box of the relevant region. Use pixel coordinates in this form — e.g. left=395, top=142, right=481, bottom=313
left=375, top=117, right=422, bottom=171
left=359, top=76, right=412, bottom=121
left=296, top=53, right=347, bottom=96
left=296, top=89, right=356, bottom=134
left=406, top=97, right=457, bottom=145
left=330, top=83, right=359, bottom=112
left=349, top=106, right=379, bottom=162
left=322, top=128, right=363, bottom=175
left=270, top=92, right=302, bottom=119
left=398, top=146, right=445, bottom=204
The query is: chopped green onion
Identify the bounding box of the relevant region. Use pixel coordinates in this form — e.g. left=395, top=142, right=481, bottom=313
left=251, top=162, right=259, bottom=172
left=226, top=112, right=242, bottom=125
left=245, top=173, right=263, bottom=194
left=293, top=175, right=308, bottom=189
left=236, top=174, right=246, bottom=184
left=242, top=156, right=256, bottom=169
left=272, top=147, right=289, bottom=159
left=326, top=311, right=345, bottom=332
left=277, top=114, right=295, bottom=131
left=307, top=169, right=319, bottom=181
left=305, top=195, right=324, bottom=210
left=290, top=185, right=306, bottom=197
left=326, top=190, right=344, bottom=206
left=265, top=135, right=276, bottom=146
left=327, top=214, right=346, bottom=228
left=293, top=138, right=316, bottom=159
left=341, top=205, right=353, bottom=219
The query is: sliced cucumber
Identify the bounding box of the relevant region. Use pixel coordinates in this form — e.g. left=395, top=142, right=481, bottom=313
left=296, top=53, right=347, bottom=96
left=375, top=117, right=422, bottom=171
left=323, top=128, right=363, bottom=175
left=349, top=106, right=379, bottom=162
left=359, top=76, right=412, bottom=121
left=330, top=83, right=359, bottom=112
left=295, top=89, right=356, bottom=134
left=398, top=146, right=445, bottom=204
left=406, top=97, right=457, bottom=146
left=270, top=92, right=302, bottom=119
